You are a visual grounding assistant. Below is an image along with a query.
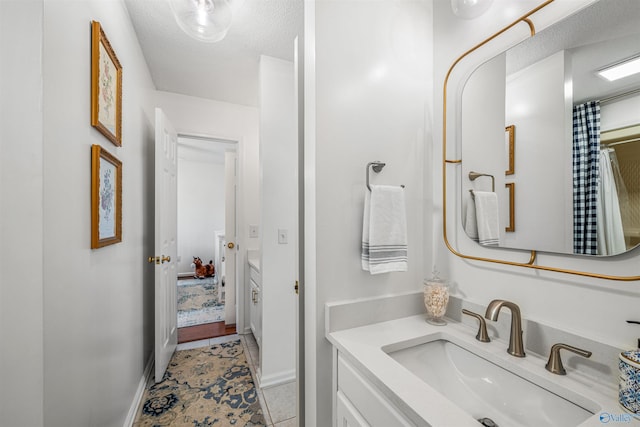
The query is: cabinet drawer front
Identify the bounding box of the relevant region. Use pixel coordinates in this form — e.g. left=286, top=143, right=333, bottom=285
left=338, top=354, right=414, bottom=427
left=336, top=390, right=370, bottom=427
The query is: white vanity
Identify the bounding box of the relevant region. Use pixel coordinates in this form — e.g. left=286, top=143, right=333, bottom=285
left=326, top=294, right=625, bottom=427
left=247, top=250, right=262, bottom=348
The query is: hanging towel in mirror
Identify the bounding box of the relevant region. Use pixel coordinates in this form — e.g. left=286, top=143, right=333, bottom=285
left=473, top=191, right=500, bottom=246
left=361, top=185, right=408, bottom=274
left=463, top=192, right=479, bottom=241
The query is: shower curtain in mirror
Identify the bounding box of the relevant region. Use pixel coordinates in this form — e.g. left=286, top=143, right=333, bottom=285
left=597, top=148, right=626, bottom=255
left=573, top=101, right=600, bottom=255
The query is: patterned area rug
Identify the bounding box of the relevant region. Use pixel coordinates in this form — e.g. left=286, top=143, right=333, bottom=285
left=178, top=277, right=224, bottom=328
left=133, top=340, right=266, bottom=426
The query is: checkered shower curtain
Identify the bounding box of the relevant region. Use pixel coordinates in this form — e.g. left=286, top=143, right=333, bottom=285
left=573, top=101, right=600, bottom=255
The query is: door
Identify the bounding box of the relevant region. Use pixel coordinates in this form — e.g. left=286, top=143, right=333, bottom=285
left=153, top=108, right=178, bottom=382
left=224, top=151, right=237, bottom=325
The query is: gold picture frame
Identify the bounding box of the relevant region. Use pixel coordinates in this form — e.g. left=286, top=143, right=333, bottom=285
left=91, top=145, right=122, bottom=248
left=505, top=182, right=515, bottom=232
left=91, top=21, right=122, bottom=146
left=505, top=125, right=515, bottom=175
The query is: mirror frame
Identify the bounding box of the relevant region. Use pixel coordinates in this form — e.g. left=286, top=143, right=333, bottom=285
left=442, top=0, right=640, bottom=281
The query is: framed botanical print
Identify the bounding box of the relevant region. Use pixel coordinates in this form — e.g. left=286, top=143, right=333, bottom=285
left=91, top=145, right=122, bottom=248
left=91, top=21, right=122, bottom=146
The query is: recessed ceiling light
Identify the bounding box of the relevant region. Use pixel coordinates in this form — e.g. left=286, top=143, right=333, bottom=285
left=597, top=55, right=640, bottom=82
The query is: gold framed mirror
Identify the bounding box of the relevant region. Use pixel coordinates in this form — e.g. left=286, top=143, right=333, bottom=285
left=442, top=0, right=640, bottom=281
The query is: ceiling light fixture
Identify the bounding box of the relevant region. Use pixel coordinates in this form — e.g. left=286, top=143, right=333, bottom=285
left=450, top=0, right=493, bottom=20
left=169, top=0, right=233, bottom=43
left=597, top=55, right=640, bottom=82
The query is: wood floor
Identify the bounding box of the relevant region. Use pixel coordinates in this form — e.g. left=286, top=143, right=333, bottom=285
left=176, top=275, right=234, bottom=344
left=178, top=321, right=236, bottom=344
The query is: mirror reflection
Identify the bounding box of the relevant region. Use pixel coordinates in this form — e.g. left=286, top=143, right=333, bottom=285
left=461, top=0, right=640, bottom=256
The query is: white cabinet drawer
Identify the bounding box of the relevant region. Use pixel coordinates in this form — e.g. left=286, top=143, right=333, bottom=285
left=337, top=354, right=414, bottom=427
left=336, top=390, right=370, bottom=427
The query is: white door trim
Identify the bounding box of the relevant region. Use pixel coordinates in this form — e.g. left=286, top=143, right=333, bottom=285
left=176, top=132, right=245, bottom=334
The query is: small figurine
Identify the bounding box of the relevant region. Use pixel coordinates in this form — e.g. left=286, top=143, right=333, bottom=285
left=193, top=257, right=215, bottom=279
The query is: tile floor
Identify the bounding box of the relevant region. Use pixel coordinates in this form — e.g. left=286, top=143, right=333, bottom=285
left=176, top=333, right=297, bottom=427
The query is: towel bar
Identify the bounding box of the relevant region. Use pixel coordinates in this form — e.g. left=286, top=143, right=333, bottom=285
left=366, top=161, right=405, bottom=191
left=469, top=171, right=495, bottom=192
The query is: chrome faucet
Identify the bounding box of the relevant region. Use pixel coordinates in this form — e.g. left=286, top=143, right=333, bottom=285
left=485, top=299, right=526, bottom=357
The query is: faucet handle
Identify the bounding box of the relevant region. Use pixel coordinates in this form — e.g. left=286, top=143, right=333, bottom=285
left=545, top=343, right=592, bottom=375
left=462, top=309, right=490, bottom=343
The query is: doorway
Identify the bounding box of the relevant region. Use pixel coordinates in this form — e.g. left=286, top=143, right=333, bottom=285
left=175, top=135, right=238, bottom=343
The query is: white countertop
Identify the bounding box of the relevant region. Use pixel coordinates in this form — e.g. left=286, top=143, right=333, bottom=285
left=327, top=315, right=624, bottom=427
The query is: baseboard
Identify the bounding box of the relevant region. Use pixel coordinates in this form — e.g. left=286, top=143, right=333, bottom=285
left=123, top=353, right=154, bottom=427
left=258, top=368, right=296, bottom=390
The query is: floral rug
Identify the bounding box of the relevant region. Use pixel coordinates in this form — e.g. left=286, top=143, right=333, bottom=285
left=178, top=277, right=224, bottom=328
left=133, top=340, right=266, bottom=427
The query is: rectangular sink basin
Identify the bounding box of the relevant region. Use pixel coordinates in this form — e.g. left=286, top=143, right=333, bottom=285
left=386, top=339, right=595, bottom=427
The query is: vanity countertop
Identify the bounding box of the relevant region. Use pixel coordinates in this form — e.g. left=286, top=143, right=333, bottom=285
left=327, top=315, right=623, bottom=427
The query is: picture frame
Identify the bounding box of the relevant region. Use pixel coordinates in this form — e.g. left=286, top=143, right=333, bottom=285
left=505, top=125, right=515, bottom=175
left=505, top=182, right=515, bottom=232
left=91, top=21, right=122, bottom=146
left=91, top=145, right=122, bottom=248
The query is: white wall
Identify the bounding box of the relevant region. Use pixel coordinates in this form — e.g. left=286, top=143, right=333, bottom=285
left=601, top=94, right=640, bottom=131
left=259, top=55, right=297, bottom=387
left=40, top=0, right=156, bottom=426
left=306, top=1, right=432, bottom=424
left=505, top=50, right=572, bottom=253
left=153, top=90, right=260, bottom=330
left=462, top=49, right=572, bottom=253
left=461, top=53, right=506, bottom=237
left=177, top=156, right=225, bottom=275
left=0, top=1, right=45, bottom=425
left=433, top=0, right=640, bottom=383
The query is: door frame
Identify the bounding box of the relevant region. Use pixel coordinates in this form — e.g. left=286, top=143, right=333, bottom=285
left=176, top=132, right=245, bottom=335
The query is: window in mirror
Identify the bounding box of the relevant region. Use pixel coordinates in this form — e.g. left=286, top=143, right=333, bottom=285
left=601, top=124, right=640, bottom=252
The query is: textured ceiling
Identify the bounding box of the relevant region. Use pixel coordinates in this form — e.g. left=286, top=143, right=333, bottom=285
left=124, top=0, right=303, bottom=107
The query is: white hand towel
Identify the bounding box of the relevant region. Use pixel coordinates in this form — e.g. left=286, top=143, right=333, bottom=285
left=361, top=185, right=408, bottom=274
left=463, top=192, right=479, bottom=242
left=473, top=191, right=500, bottom=246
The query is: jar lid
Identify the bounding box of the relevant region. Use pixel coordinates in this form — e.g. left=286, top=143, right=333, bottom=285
left=620, top=350, right=640, bottom=368
left=424, top=267, right=446, bottom=285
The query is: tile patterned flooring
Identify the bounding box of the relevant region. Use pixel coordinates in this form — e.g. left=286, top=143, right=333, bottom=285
left=176, top=333, right=297, bottom=427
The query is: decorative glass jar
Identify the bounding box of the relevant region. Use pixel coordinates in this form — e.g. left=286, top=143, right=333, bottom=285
left=423, top=272, right=449, bottom=326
